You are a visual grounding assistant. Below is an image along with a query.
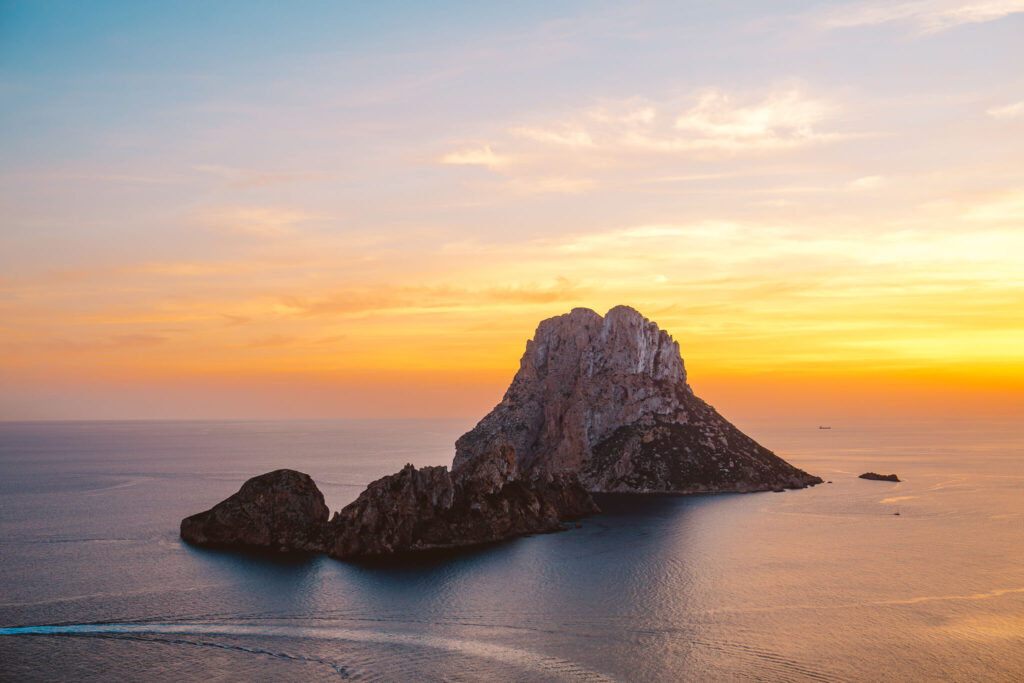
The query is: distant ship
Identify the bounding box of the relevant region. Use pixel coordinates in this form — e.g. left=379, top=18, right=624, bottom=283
left=818, top=426, right=832, bottom=430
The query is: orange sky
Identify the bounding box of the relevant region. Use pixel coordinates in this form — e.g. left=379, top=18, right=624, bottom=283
left=2, top=2, right=1022, bottom=420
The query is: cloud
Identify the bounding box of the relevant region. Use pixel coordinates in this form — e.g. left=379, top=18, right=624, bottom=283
left=38, top=334, right=168, bottom=353
left=816, top=0, right=1024, bottom=34
left=193, top=164, right=303, bottom=188
left=278, top=278, right=589, bottom=319
left=986, top=101, right=1024, bottom=119
left=245, top=334, right=298, bottom=348
left=667, top=87, right=837, bottom=152
left=488, top=176, right=596, bottom=195
left=221, top=313, right=252, bottom=326
left=199, top=206, right=331, bottom=237
left=450, top=86, right=843, bottom=169
left=431, top=86, right=851, bottom=202
left=439, top=145, right=511, bottom=168
left=849, top=175, right=885, bottom=189
left=959, top=191, right=1024, bottom=222
left=511, top=125, right=595, bottom=147
left=486, top=277, right=585, bottom=304
left=547, top=87, right=839, bottom=154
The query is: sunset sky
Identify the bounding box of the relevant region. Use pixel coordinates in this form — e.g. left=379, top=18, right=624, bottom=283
left=2, top=1, right=1022, bottom=421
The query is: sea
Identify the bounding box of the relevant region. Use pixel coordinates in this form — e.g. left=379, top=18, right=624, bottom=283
left=1, top=416, right=1022, bottom=681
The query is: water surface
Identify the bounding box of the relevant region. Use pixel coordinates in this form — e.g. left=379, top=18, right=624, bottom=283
left=1, top=418, right=1022, bottom=680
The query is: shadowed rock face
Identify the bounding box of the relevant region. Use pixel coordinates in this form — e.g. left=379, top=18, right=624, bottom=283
left=455, top=305, right=821, bottom=493
left=180, top=469, right=329, bottom=552
left=180, top=451, right=597, bottom=560
left=326, top=445, right=597, bottom=558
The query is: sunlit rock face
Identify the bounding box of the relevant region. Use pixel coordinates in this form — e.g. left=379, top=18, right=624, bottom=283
left=455, top=306, right=821, bottom=493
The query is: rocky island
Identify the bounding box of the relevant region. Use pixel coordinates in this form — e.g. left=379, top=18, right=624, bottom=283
left=182, top=306, right=821, bottom=559
left=456, top=306, right=820, bottom=494
left=180, top=469, right=329, bottom=552
left=859, top=472, right=901, bottom=482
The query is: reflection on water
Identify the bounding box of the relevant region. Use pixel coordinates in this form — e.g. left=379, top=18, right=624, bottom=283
left=1, top=418, right=1022, bottom=680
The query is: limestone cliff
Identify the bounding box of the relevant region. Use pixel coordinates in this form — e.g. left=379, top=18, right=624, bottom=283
left=455, top=306, right=821, bottom=493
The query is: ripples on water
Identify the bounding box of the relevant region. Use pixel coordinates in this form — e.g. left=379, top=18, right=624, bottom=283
left=1, top=418, right=1022, bottom=680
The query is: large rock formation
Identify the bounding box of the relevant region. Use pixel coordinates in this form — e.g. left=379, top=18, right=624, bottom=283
left=181, top=305, right=820, bottom=559
left=182, top=454, right=596, bottom=558
left=326, top=444, right=596, bottom=558
left=180, top=469, right=329, bottom=552
left=455, top=306, right=821, bottom=493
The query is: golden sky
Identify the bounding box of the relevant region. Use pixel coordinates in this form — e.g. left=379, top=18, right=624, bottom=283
left=1, top=1, right=1022, bottom=420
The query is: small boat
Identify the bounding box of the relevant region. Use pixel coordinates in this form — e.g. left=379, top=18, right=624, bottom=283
left=818, top=426, right=832, bottom=430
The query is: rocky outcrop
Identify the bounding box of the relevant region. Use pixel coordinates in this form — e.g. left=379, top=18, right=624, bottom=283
left=455, top=306, right=821, bottom=493
left=180, top=451, right=596, bottom=559
left=181, top=305, right=820, bottom=560
left=585, top=411, right=819, bottom=493
left=180, top=469, right=329, bottom=552
left=326, top=445, right=597, bottom=558
left=859, top=472, right=900, bottom=482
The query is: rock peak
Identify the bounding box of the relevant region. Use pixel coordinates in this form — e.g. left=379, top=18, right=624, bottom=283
left=525, top=305, right=686, bottom=386
left=456, top=305, right=820, bottom=493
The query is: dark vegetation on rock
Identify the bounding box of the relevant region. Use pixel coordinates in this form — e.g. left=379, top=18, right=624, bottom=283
left=859, top=472, right=901, bottom=482
left=181, top=306, right=821, bottom=559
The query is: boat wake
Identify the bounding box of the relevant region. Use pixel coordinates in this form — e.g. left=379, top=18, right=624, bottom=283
left=0, top=622, right=614, bottom=681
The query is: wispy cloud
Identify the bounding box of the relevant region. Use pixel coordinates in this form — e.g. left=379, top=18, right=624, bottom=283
left=551, top=222, right=746, bottom=255
left=512, top=125, right=596, bottom=147
left=276, top=278, right=589, bottom=319
left=486, top=277, right=585, bottom=304
left=816, top=0, right=1024, bottom=34
left=959, top=190, right=1024, bottom=222
left=37, top=334, right=168, bottom=353
left=484, top=176, right=596, bottom=195
left=986, top=101, right=1024, bottom=119
left=438, top=86, right=846, bottom=188
left=520, top=87, right=841, bottom=155
left=198, top=205, right=332, bottom=237
left=193, top=164, right=305, bottom=188
left=439, top=145, right=511, bottom=168
left=848, top=175, right=885, bottom=190
left=668, top=87, right=838, bottom=151
left=1, top=170, right=188, bottom=185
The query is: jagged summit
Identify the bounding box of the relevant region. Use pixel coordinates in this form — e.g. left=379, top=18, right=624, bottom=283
left=456, top=305, right=820, bottom=493
left=455, top=306, right=687, bottom=474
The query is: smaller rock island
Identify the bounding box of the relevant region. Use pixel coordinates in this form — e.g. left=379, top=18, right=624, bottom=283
left=859, top=472, right=901, bottom=482
left=180, top=469, right=329, bottom=552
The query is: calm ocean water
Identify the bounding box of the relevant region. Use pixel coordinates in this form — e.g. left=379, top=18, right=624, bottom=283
left=1, top=417, right=1022, bottom=681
